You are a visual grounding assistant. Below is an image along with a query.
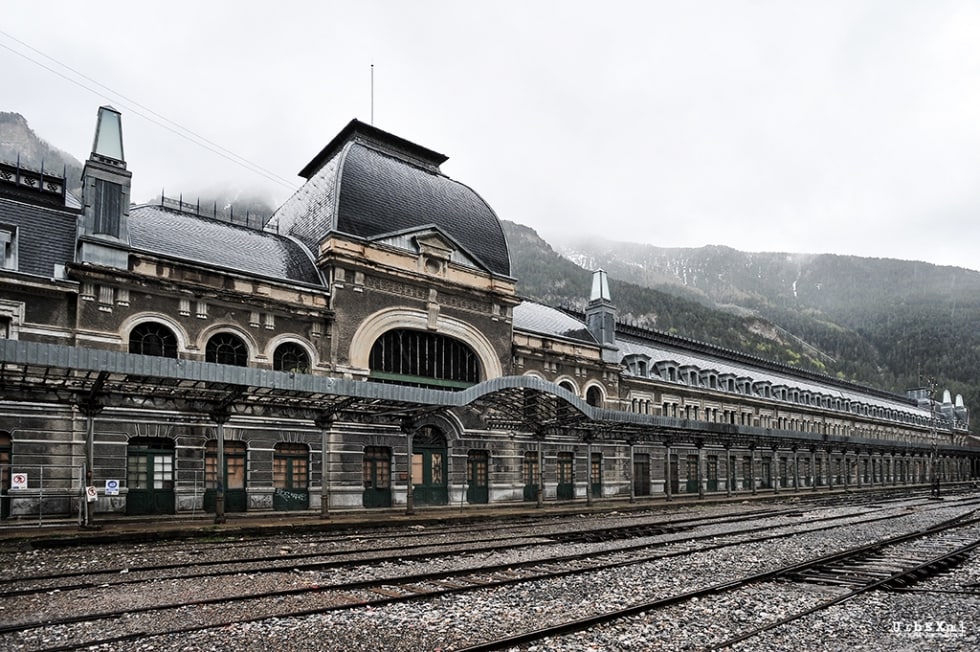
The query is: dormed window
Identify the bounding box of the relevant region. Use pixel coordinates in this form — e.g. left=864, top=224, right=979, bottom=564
left=656, top=362, right=679, bottom=383
left=623, top=354, right=649, bottom=377
left=0, top=224, right=16, bottom=270
left=274, top=342, right=310, bottom=374
left=369, top=328, right=479, bottom=389
left=206, top=332, right=248, bottom=366
left=129, top=322, right=178, bottom=358
left=93, top=179, right=122, bottom=236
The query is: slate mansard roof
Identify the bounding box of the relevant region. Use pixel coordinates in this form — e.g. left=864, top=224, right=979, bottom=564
left=269, top=119, right=512, bottom=278
left=512, top=302, right=598, bottom=344
left=512, top=299, right=936, bottom=421
left=128, top=204, right=322, bottom=286
left=0, top=197, right=77, bottom=279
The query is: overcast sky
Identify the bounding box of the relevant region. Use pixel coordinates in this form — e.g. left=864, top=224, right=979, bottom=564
left=3, top=1, right=979, bottom=271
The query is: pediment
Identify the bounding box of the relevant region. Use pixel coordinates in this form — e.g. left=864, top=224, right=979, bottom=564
left=374, top=226, right=483, bottom=271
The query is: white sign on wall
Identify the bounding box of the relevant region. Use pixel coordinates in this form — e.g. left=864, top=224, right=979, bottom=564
left=11, top=473, right=27, bottom=490
left=85, top=486, right=98, bottom=502
left=105, top=479, right=120, bottom=496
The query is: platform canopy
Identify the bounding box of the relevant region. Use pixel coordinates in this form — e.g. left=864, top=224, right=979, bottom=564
left=0, top=340, right=969, bottom=456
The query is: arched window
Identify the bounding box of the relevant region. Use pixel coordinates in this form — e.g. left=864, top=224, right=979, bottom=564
left=206, top=332, right=248, bottom=366
left=274, top=342, right=310, bottom=373
left=129, top=322, right=178, bottom=358
left=586, top=386, right=603, bottom=407
left=369, top=329, right=479, bottom=389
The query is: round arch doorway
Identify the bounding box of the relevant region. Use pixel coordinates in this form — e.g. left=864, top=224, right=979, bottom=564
left=412, top=426, right=448, bottom=506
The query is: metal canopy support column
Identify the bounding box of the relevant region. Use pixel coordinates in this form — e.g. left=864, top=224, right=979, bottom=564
left=77, top=371, right=107, bottom=528
left=403, top=418, right=415, bottom=516
left=697, top=441, right=705, bottom=499
left=826, top=449, right=833, bottom=490
left=314, top=413, right=336, bottom=520
left=842, top=449, right=849, bottom=490
left=772, top=445, right=779, bottom=495
left=79, top=405, right=103, bottom=527
left=792, top=447, right=800, bottom=491
left=537, top=444, right=544, bottom=508
left=629, top=441, right=636, bottom=504
left=209, top=388, right=243, bottom=525
left=856, top=450, right=863, bottom=489
left=750, top=445, right=757, bottom=496
left=665, top=440, right=673, bottom=502
left=810, top=447, right=817, bottom=492
left=725, top=443, right=733, bottom=498
left=213, top=420, right=226, bottom=524
left=586, top=439, right=593, bottom=507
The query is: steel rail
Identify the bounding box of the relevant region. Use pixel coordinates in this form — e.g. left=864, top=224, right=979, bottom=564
left=454, top=510, right=980, bottom=652
left=7, top=502, right=975, bottom=651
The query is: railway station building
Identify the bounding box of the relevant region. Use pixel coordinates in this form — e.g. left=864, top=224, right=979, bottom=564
left=1, top=106, right=977, bottom=522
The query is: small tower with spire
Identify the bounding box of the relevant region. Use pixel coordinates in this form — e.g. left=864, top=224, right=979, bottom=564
left=78, top=106, right=132, bottom=267
left=585, top=269, right=616, bottom=347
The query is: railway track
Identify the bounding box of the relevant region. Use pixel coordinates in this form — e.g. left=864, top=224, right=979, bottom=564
left=458, top=510, right=980, bottom=651
left=1, top=496, right=951, bottom=599
left=0, top=504, right=798, bottom=595
left=2, top=495, right=977, bottom=651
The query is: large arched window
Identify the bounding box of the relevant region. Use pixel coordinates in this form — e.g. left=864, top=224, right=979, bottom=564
left=206, top=332, right=248, bottom=366
left=129, top=322, right=178, bottom=358
left=273, top=342, right=310, bottom=373
left=368, top=329, right=479, bottom=389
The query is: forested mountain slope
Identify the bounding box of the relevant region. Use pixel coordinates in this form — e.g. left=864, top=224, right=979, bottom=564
left=504, top=223, right=979, bottom=425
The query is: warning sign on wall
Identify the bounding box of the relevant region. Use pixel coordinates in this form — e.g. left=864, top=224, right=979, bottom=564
left=105, top=479, right=119, bottom=496
left=86, top=486, right=98, bottom=502
left=11, top=473, right=27, bottom=490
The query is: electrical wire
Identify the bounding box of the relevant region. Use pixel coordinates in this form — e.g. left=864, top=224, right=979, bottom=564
left=0, top=29, right=300, bottom=192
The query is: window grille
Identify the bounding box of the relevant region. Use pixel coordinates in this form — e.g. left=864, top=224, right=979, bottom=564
left=368, top=328, right=479, bottom=388
left=206, top=332, right=248, bottom=366
left=129, top=322, right=178, bottom=358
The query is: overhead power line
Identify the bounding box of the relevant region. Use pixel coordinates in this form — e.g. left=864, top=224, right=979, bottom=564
left=0, top=29, right=300, bottom=192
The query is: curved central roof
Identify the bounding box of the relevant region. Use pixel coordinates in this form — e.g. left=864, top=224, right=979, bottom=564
left=269, top=119, right=511, bottom=278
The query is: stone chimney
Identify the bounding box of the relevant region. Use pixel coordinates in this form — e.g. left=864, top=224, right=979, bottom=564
left=585, top=269, right=616, bottom=347
left=78, top=106, right=131, bottom=268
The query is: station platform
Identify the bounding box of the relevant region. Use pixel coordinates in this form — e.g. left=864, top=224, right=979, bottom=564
left=0, top=482, right=967, bottom=549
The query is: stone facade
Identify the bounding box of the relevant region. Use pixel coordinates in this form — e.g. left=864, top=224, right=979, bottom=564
left=0, top=108, right=976, bottom=521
